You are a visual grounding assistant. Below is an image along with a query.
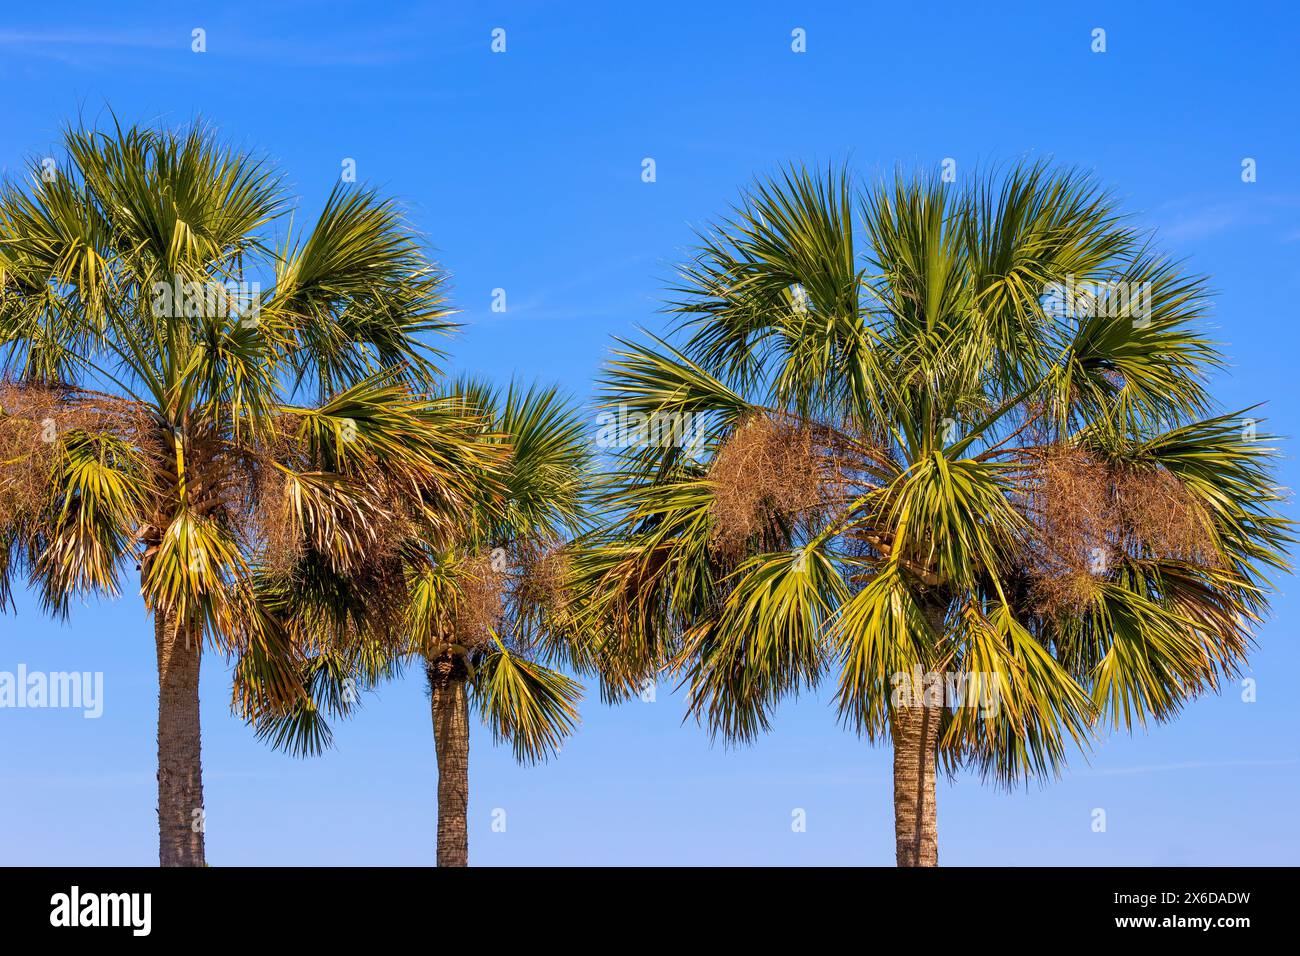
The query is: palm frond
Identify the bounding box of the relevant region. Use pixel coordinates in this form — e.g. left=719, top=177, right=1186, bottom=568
left=472, top=642, right=581, bottom=763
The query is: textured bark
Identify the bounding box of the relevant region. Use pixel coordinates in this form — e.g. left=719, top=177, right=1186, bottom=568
left=891, top=599, right=946, bottom=867
left=155, top=610, right=205, bottom=867
left=429, top=656, right=470, bottom=868
left=891, top=700, right=941, bottom=866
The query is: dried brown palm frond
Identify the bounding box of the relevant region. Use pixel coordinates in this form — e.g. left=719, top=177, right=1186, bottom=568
left=0, top=412, right=57, bottom=528
left=1015, top=447, right=1113, bottom=615
left=1029, top=564, right=1107, bottom=618
left=515, top=539, right=572, bottom=618
left=707, top=412, right=840, bottom=556
left=1019, top=457, right=1092, bottom=615
left=1017, top=445, right=1218, bottom=616
left=452, top=550, right=506, bottom=649
left=0, top=381, right=158, bottom=534
left=1113, top=464, right=1215, bottom=563
left=239, top=414, right=308, bottom=542
left=248, top=461, right=304, bottom=574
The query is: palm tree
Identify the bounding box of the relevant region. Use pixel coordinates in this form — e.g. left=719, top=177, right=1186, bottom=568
left=570, top=163, right=1291, bottom=865
left=0, top=120, right=498, bottom=865
left=254, top=379, right=590, bottom=867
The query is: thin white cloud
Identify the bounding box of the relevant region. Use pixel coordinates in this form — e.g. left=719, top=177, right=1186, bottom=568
left=1160, top=207, right=1248, bottom=242
left=1087, top=758, right=1297, bottom=777
left=0, top=26, right=419, bottom=67
left=0, top=29, right=171, bottom=48
left=1153, top=194, right=1300, bottom=243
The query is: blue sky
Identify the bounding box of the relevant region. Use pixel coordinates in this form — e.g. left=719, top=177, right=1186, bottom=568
left=1, top=0, right=1298, bottom=865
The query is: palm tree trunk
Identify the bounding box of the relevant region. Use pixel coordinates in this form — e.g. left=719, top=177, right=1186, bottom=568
left=890, top=700, right=941, bottom=866
left=428, top=658, right=470, bottom=867
left=155, top=610, right=205, bottom=867
left=891, top=599, right=946, bottom=867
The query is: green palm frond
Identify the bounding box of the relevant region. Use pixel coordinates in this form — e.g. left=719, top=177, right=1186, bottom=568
left=859, top=168, right=972, bottom=346
left=683, top=543, right=847, bottom=742
left=945, top=602, right=1094, bottom=782
left=244, top=642, right=402, bottom=758
left=31, top=428, right=152, bottom=613
left=495, top=381, right=591, bottom=536
left=64, top=120, right=283, bottom=275
left=1, top=118, right=496, bottom=723
left=573, top=158, right=1292, bottom=790
left=472, top=641, right=581, bottom=763
left=284, top=372, right=505, bottom=536
left=670, top=164, right=865, bottom=406
left=603, top=333, right=749, bottom=416
left=270, top=185, right=453, bottom=397
left=452, top=376, right=591, bottom=541
left=1076, top=582, right=1222, bottom=730
left=883, top=453, right=1024, bottom=591
left=962, top=162, right=1134, bottom=387
left=832, top=569, right=932, bottom=739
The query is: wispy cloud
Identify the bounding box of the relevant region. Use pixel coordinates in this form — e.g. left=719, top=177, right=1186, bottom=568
left=1151, top=194, right=1300, bottom=243
left=1160, top=207, right=1250, bottom=242
left=467, top=254, right=656, bottom=324
left=0, top=25, right=430, bottom=68
left=1086, top=758, right=1298, bottom=777
left=0, top=29, right=172, bottom=49
left=0, top=28, right=177, bottom=67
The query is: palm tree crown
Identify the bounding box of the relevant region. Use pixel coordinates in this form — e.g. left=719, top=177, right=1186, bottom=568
left=254, top=377, right=591, bottom=865
left=0, top=120, right=499, bottom=864
left=571, top=162, right=1291, bottom=864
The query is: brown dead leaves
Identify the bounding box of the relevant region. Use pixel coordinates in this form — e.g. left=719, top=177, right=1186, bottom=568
left=0, top=381, right=156, bottom=530
left=707, top=413, right=839, bottom=557
left=1021, top=446, right=1215, bottom=616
